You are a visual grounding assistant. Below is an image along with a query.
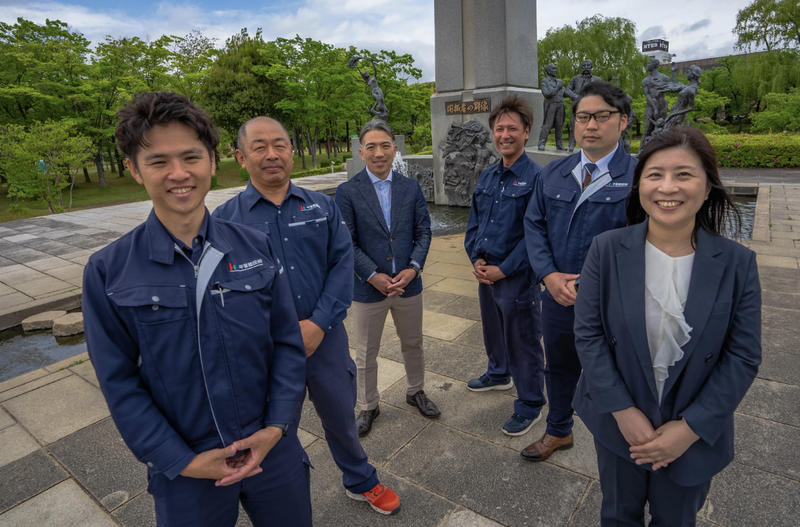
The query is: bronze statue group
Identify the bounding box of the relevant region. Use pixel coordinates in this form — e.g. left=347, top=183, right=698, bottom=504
left=82, top=56, right=759, bottom=526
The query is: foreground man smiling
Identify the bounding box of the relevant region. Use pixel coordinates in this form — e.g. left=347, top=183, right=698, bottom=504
left=83, top=92, right=310, bottom=526
left=213, top=116, right=400, bottom=516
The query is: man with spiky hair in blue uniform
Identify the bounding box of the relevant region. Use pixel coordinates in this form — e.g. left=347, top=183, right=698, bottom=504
left=82, top=91, right=310, bottom=527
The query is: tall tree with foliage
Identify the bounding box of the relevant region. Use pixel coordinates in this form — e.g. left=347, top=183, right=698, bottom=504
left=538, top=15, right=646, bottom=97
left=735, top=0, right=800, bottom=51
left=168, top=29, right=217, bottom=102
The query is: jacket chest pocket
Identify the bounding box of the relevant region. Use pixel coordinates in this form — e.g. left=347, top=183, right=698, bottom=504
left=214, top=265, right=276, bottom=310
left=543, top=185, right=576, bottom=209
left=288, top=211, right=330, bottom=244
left=110, top=285, right=198, bottom=386
left=587, top=189, right=629, bottom=205
left=473, top=186, right=495, bottom=209
left=500, top=184, right=533, bottom=213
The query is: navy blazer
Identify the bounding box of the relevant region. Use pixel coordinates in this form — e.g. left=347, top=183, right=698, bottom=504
left=335, top=169, right=432, bottom=303
left=573, top=221, right=761, bottom=487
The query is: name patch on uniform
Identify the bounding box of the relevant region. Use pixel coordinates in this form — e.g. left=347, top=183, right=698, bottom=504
left=300, top=203, right=320, bottom=211
left=607, top=182, right=629, bottom=187
left=229, top=258, right=263, bottom=272
left=512, top=180, right=528, bottom=187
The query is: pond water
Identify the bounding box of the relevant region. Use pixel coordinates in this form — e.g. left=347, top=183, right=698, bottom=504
left=0, top=325, right=86, bottom=383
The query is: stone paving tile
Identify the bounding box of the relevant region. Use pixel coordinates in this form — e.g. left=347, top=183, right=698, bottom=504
left=0, top=292, right=34, bottom=310
left=384, top=310, right=475, bottom=342
left=43, top=352, right=90, bottom=373
left=0, top=425, right=40, bottom=468
left=452, top=322, right=485, bottom=350
left=756, top=254, right=799, bottom=268
left=43, top=264, right=85, bottom=281
left=0, top=368, right=48, bottom=395
left=0, top=256, right=15, bottom=268
left=438, top=295, right=482, bottom=321
left=757, top=349, right=800, bottom=385
left=734, top=413, right=800, bottom=481
left=707, top=462, right=800, bottom=527
left=421, top=272, right=446, bottom=288
left=25, top=257, right=69, bottom=272
left=430, top=236, right=464, bottom=253
left=13, top=277, right=74, bottom=298
left=0, top=479, right=117, bottom=527
left=421, top=290, right=459, bottom=312
left=387, top=424, right=589, bottom=527
left=0, top=450, right=68, bottom=515
left=2, top=374, right=110, bottom=444
left=49, top=418, right=147, bottom=511
left=441, top=509, right=505, bottom=527
left=428, top=277, right=479, bottom=299
left=1, top=247, right=53, bottom=264
left=112, top=492, right=155, bottom=527
left=69, top=360, right=100, bottom=388
left=762, top=306, right=800, bottom=330
left=0, top=369, right=72, bottom=403
left=564, top=480, right=602, bottom=527
left=763, top=326, right=800, bottom=355
left=382, top=372, right=518, bottom=447
left=357, top=404, right=431, bottom=466
left=2, top=234, right=38, bottom=243
left=0, top=265, right=45, bottom=283
left=737, top=378, right=800, bottom=427
left=38, top=230, right=77, bottom=240
left=429, top=248, right=472, bottom=266
left=306, top=440, right=457, bottom=527
left=382, top=336, right=491, bottom=384
left=0, top=408, right=12, bottom=430
left=425, top=262, right=476, bottom=281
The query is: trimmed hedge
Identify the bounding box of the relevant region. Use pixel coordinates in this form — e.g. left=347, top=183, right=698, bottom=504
left=290, top=164, right=346, bottom=178
left=709, top=134, right=800, bottom=168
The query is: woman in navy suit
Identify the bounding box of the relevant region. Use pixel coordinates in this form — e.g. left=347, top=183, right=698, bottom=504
left=573, top=128, right=761, bottom=526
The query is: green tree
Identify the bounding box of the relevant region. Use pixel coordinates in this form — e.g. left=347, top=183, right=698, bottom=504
left=538, top=15, right=646, bottom=97
left=751, top=87, right=800, bottom=132
left=735, top=0, right=800, bottom=51
left=168, top=29, right=217, bottom=102
left=198, top=29, right=288, bottom=147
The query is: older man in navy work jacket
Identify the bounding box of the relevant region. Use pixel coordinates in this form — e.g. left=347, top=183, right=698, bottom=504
left=212, top=116, right=400, bottom=516
left=82, top=92, right=310, bottom=526
left=464, top=95, right=546, bottom=437
left=523, top=81, right=637, bottom=462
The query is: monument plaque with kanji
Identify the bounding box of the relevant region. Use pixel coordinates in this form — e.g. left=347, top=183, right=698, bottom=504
left=445, top=99, right=491, bottom=115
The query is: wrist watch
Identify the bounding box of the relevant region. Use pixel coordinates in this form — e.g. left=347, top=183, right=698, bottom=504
left=407, top=263, right=421, bottom=278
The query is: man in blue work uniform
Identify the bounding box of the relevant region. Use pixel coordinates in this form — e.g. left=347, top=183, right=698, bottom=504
left=464, top=95, right=546, bottom=437
left=82, top=92, right=311, bottom=526
left=523, top=81, right=637, bottom=461
left=212, top=116, right=401, bottom=516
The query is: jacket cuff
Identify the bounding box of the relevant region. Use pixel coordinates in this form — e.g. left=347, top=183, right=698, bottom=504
left=588, top=385, right=636, bottom=415
left=265, top=400, right=301, bottom=425
left=536, top=265, right=559, bottom=285
left=309, top=313, right=335, bottom=334
left=679, top=402, right=723, bottom=446
left=143, top=437, right=196, bottom=480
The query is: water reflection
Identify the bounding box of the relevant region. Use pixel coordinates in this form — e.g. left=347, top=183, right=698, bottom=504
left=0, top=326, right=86, bottom=383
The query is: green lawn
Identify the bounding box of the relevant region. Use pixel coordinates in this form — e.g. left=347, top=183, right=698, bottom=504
left=1, top=150, right=351, bottom=223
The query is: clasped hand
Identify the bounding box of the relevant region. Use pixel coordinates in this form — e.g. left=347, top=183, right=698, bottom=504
left=368, top=269, right=415, bottom=297
left=179, top=426, right=283, bottom=486
left=472, top=259, right=505, bottom=284
left=543, top=272, right=579, bottom=306
left=613, top=407, right=700, bottom=470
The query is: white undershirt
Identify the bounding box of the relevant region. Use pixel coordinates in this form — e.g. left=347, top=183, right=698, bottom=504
left=644, top=241, right=694, bottom=405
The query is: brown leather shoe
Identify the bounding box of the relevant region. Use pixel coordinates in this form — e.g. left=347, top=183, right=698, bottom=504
left=520, top=433, right=574, bottom=461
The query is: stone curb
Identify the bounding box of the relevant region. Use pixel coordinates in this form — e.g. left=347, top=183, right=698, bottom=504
left=0, top=291, right=82, bottom=332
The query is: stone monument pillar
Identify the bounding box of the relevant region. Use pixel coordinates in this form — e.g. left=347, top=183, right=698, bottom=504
left=431, top=0, right=543, bottom=205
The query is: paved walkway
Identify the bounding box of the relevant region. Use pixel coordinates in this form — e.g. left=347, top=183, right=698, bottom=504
left=0, top=170, right=799, bottom=526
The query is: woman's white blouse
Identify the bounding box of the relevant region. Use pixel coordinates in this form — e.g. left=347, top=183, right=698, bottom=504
left=644, top=241, right=695, bottom=405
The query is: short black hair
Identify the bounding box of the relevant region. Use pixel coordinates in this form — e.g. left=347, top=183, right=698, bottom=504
left=115, top=91, right=219, bottom=168
left=572, top=81, right=631, bottom=117
left=237, top=116, right=291, bottom=153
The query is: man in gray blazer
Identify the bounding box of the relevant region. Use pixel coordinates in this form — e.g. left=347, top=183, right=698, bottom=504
left=336, top=120, right=440, bottom=437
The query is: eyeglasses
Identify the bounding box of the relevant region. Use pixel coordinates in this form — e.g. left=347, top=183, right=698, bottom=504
left=575, top=110, right=621, bottom=123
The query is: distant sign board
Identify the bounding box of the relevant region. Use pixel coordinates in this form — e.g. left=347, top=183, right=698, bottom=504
left=445, top=99, right=491, bottom=115
left=642, top=39, right=669, bottom=53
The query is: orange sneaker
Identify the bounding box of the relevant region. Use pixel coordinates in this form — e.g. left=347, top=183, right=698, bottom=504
left=346, top=483, right=401, bottom=515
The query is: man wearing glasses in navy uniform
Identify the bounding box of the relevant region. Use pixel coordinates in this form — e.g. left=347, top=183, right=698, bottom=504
left=523, top=81, right=637, bottom=462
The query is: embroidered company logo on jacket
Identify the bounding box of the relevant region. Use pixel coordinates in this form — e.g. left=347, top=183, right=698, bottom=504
left=606, top=182, right=629, bottom=188
left=512, top=180, right=528, bottom=187
left=300, top=203, right=320, bottom=212
left=229, top=258, right=264, bottom=272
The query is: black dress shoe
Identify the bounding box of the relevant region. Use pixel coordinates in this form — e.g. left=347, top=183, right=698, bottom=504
left=406, top=390, right=441, bottom=418
left=356, top=407, right=380, bottom=437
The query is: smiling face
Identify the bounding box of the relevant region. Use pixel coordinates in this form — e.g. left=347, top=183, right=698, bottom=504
left=575, top=95, right=627, bottom=161
left=359, top=129, right=396, bottom=179
left=493, top=111, right=530, bottom=166
left=128, top=122, right=213, bottom=231
left=639, top=146, right=710, bottom=234
left=236, top=118, right=294, bottom=194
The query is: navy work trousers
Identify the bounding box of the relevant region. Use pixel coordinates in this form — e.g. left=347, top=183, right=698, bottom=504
left=595, top=439, right=710, bottom=526
left=148, top=429, right=311, bottom=527
left=541, top=290, right=582, bottom=438
left=305, top=323, right=378, bottom=494
left=478, top=268, right=546, bottom=419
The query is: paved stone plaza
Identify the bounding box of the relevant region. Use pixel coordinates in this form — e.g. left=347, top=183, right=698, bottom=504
left=0, top=171, right=798, bottom=526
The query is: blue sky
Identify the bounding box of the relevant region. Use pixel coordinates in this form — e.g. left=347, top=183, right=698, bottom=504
left=0, top=0, right=755, bottom=82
